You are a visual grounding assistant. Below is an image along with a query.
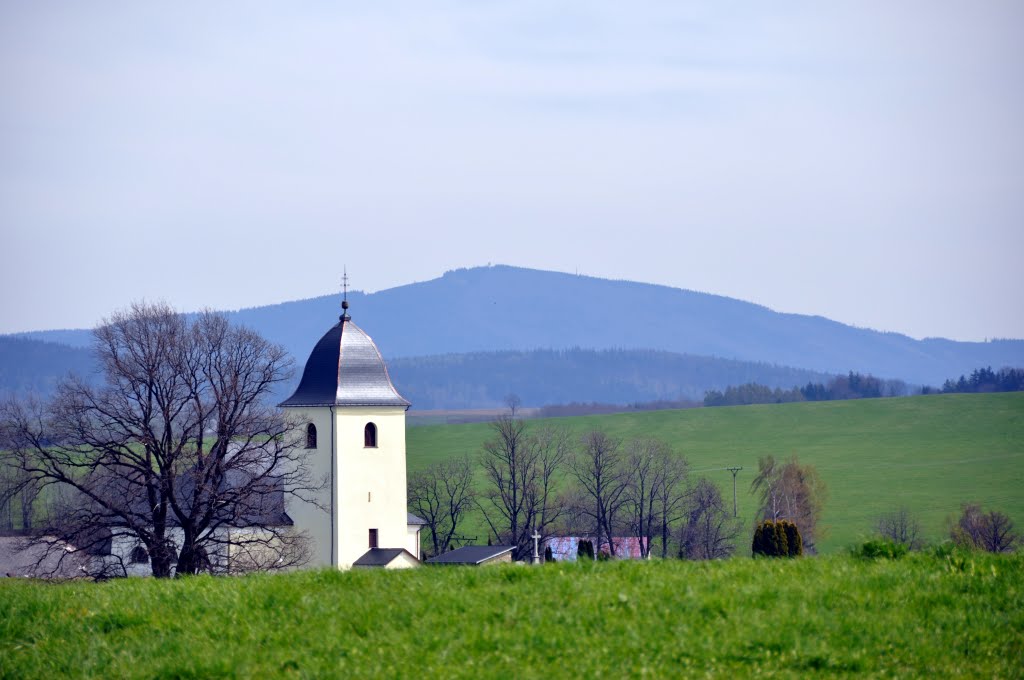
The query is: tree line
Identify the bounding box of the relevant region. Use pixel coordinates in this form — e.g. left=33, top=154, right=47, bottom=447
left=705, top=365, right=1024, bottom=409
left=409, top=397, right=829, bottom=562
left=928, top=366, right=1024, bottom=395
left=703, top=371, right=909, bottom=407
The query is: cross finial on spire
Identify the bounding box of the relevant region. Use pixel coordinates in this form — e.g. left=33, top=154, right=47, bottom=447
left=340, top=267, right=351, bottom=321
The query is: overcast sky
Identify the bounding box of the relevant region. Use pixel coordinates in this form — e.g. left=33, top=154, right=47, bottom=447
left=2, top=2, right=1021, bottom=341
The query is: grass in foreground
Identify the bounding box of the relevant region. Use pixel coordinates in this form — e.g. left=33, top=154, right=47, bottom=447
left=1, top=551, right=1022, bottom=678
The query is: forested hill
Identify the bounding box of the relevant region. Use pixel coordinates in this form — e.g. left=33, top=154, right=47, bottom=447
left=0, top=337, right=832, bottom=409
left=10, top=265, right=1024, bottom=385
left=0, top=337, right=96, bottom=397
left=388, top=349, right=834, bottom=410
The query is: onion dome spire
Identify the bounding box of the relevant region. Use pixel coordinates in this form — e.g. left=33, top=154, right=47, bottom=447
left=340, top=267, right=351, bottom=321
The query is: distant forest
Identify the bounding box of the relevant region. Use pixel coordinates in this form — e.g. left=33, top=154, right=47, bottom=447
left=703, top=366, right=1024, bottom=407
left=932, top=367, right=1024, bottom=394
left=703, top=372, right=909, bottom=407
left=388, top=348, right=833, bottom=410
left=0, top=337, right=96, bottom=397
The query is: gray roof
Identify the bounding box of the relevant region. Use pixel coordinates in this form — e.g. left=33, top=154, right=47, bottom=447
left=407, top=512, right=428, bottom=526
left=0, top=536, right=92, bottom=578
left=426, top=545, right=515, bottom=565
left=353, top=548, right=417, bottom=567
left=279, top=315, right=410, bottom=408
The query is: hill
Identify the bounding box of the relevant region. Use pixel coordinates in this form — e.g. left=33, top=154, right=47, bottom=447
left=0, top=337, right=834, bottom=408
left=390, top=348, right=834, bottom=409
left=11, top=265, right=1024, bottom=387
left=2, top=554, right=1021, bottom=677
left=406, top=392, right=1024, bottom=553
left=0, top=337, right=97, bottom=397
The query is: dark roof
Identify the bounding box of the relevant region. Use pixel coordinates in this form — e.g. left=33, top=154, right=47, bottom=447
left=407, top=512, right=428, bottom=526
left=279, top=316, right=410, bottom=408
left=0, top=536, right=92, bottom=578
left=426, top=545, right=515, bottom=565
left=111, top=461, right=293, bottom=529
left=352, top=548, right=418, bottom=567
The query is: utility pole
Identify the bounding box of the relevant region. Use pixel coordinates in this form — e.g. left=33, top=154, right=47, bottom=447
left=726, top=466, right=743, bottom=517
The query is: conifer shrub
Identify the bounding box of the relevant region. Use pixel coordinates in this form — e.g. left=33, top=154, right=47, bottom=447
left=577, top=539, right=594, bottom=561
left=752, top=520, right=802, bottom=557
left=544, top=546, right=554, bottom=563
left=783, top=521, right=803, bottom=557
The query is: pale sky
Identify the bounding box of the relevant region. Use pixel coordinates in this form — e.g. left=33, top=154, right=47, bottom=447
left=2, top=2, right=1022, bottom=341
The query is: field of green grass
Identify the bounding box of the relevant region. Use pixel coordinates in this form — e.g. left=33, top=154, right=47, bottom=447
left=2, top=551, right=1021, bottom=678
left=407, top=393, right=1024, bottom=553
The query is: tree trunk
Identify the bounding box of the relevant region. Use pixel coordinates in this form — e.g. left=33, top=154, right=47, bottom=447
left=150, top=538, right=177, bottom=578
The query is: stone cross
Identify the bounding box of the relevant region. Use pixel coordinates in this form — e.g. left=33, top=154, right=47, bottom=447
left=531, top=529, right=542, bottom=565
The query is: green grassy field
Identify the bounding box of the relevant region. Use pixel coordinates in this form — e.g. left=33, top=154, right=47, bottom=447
left=1, top=552, right=1021, bottom=678
left=407, top=393, right=1024, bottom=553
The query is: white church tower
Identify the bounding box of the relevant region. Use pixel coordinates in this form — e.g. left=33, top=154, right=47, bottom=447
left=280, top=295, right=422, bottom=569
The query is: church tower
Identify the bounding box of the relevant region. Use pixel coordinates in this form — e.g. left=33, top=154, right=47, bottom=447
left=279, top=296, right=420, bottom=569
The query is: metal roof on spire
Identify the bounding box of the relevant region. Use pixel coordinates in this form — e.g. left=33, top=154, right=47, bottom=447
left=279, top=269, right=409, bottom=408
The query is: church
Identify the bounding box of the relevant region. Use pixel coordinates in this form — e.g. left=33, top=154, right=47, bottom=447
left=279, top=298, right=424, bottom=569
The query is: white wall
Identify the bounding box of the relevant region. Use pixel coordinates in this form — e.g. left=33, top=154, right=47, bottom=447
left=282, top=404, right=412, bottom=569
left=336, top=406, right=409, bottom=568
left=282, top=406, right=336, bottom=568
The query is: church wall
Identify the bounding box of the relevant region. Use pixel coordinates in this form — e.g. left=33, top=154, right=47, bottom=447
left=334, top=405, right=409, bottom=569
left=283, top=406, right=336, bottom=568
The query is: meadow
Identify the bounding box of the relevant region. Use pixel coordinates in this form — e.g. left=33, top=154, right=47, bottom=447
left=407, top=392, right=1024, bottom=553
left=1, top=551, right=1021, bottom=678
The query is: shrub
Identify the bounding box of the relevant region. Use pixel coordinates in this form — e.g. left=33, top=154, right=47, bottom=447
left=577, top=539, right=594, bottom=561
left=544, top=545, right=554, bottom=563
left=752, top=520, right=802, bottom=557
left=855, top=539, right=908, bottom=560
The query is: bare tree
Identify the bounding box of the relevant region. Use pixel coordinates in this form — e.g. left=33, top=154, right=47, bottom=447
left=0, top=303, right=321, bottom=578
left=570, top=430, right=629, bottom=557
left=408, top=456, right=476, bottom=557
left=751, top=455, right=827, bottom=553
left=679, top=478, right=739, bottom=560
left=951, top=503, right=1020, bottom=553
left=876, top=506, right=924, bottom=550
left=0, top=466, right=41, bottom=532
left=654, top=452, right=689, bottom=558
left=526, top=425, right=570, bottom=543
left=624, top=438, right=673, bottom=558
left=478, top=404, right=568, bottom=559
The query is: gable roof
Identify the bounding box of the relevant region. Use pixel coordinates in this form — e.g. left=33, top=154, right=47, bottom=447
left=407, top=512, right=428, bottom=526
left=353, top=548, right=418, bottom=567
left=426, top=545, right=515, bottom=565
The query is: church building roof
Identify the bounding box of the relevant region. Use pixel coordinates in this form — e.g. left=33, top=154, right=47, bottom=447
left=279, top=311, right=410, bottom=408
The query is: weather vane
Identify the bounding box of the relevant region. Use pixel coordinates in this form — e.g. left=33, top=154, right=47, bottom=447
left=341, top=267, right=350, bottom=319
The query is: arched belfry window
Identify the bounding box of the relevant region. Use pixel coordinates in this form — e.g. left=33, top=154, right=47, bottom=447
left=364, top=422, right=378, bottom=448
left=306, top=423, right=317, bottom=449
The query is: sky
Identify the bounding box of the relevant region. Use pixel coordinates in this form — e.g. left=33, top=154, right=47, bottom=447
left=1, top=2, right=1022, bottom=341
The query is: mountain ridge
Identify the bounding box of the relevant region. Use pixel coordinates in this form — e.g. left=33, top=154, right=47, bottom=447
left=7, top=264, right=1023, bottom=387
